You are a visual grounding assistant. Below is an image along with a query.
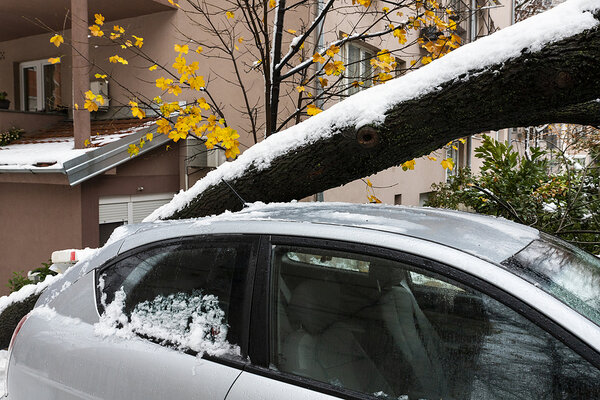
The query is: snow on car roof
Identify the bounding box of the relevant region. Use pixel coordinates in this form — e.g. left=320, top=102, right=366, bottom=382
left=143, top=202, right=539, bottom=263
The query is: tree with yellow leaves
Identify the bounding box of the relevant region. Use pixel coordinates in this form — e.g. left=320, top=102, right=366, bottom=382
left=46, top=0, right=473, bottom=164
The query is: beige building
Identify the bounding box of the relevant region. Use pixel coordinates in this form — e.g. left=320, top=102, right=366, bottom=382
left=323, top=0, right=516, bottom=206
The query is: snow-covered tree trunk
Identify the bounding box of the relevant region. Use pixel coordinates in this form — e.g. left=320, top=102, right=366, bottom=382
left=147, top=1, right=600, bottom=221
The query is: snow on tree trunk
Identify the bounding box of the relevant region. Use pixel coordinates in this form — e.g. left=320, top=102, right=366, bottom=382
left=145, top=0, right=600, bottom=221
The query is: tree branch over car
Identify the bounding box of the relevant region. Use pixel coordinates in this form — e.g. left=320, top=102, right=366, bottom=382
left=142, top=0, right=600, bottom=220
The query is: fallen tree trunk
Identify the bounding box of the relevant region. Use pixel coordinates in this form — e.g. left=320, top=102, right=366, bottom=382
left=159, top=5, right=600, bottom=220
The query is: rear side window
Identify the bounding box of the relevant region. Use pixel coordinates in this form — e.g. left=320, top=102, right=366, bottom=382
left=96, top=237, right=256, bottom=357
left=270, top=244, right=600, bottom=399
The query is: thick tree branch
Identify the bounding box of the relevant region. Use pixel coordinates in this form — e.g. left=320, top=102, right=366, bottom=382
left=164, top=15, right=600, bottom=220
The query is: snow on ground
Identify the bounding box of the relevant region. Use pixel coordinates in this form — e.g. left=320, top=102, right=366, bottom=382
left=145, top=0, right=600, bottom=222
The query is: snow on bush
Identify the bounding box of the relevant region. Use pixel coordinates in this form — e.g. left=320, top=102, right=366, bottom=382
left=0, top=274, right=62, bottom=316
left=95, top=289, right=240, bottom=358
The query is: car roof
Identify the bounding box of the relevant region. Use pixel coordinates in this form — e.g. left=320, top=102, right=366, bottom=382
left=121, top=202, right=539, bottom=264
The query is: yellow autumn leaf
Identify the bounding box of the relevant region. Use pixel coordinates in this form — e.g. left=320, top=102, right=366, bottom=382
left=156, top=77, right=174, bottom=90
left=188, top=75, right=206, bottom=90
left=366, top=179, right=373, bottom=187
left=269, top=0, right=276, bottom=7
left=48, top=57, right=61, bottom=64
left=89, top=25, right=104, bottom=37
left=146, top=132, right=154, bottom=142
left=325, top=44, right=340, bottom=58
left=312, top=53, right=325, bottom=64
left=168, top=85, right=182, bottom=96
left=197, top=98, right=210, bottom=110
left=132, top=35, right=144, bottom=48
left=94, top=13, right=104, bottom=26
left=296, top=86, right=305, bottom=93
left=318, top=77, right=328, bottom=87
left=94, top=73, right=107, bottom=79
left=401, top=159, right=416, bottom=171
left=50, top=34, right=64, bottom=47
left=459, top=138, right=466, bottom=144
left=74, top=103, right=79, bottom=110
left=84, top=99, right=99, bottom=112
left=287, top=29, right=297, bottom=34
left=226, top=11, right=234, bottom=19
left=195, top=46, right=203, bottom=54
left=149, top=64, right=158, bottom=71
left=323, top=60, right=345, bottom=76
left=367, top=195, right=382, bottom=204
left=109, top=55, right=128, bottom=65
left=306, top=104, right=322, bottom=116
left=168, top=0, right=181, bottom=7
left=441, top=158, right=455, bottom=170
left=127, top=144, right=139, bottom=156
left=238, top=37, right=244, bottom=43
left=382, top=6, right=389, bottom=12
left=174, top=44, right=189, bottom=55
left=129, top=101, right=146, bottom=119
left=427, top=156, right=437, bottom=161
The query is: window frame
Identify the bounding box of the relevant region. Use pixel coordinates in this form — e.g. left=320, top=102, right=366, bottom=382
left=19, top=58, right=59, bottom=112
left=343, top=41, right=376, bottom=96
left=247, top=235, right=600, bottom=399
left=94, top=234, right=260, bottom=367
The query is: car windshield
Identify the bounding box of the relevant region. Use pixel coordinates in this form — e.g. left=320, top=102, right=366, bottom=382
left=502, top=233, right=600, bottom=326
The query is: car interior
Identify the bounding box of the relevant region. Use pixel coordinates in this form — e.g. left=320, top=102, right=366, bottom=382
left=271, top=245, right=491, bottom=399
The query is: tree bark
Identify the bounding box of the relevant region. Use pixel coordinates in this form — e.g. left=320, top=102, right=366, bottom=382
left=168, top=17, right=600, bottom=220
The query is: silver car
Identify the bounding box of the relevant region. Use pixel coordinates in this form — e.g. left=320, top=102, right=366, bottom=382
left=5, top=203, right=600, bottom=399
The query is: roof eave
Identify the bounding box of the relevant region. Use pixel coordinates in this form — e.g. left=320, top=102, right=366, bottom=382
left=64, top=126, right=171, bottom=186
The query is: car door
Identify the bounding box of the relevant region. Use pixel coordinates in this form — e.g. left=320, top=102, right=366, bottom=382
left=227, top=236, right=600, bottom=400
left=9, top=235, right=258, bottom=400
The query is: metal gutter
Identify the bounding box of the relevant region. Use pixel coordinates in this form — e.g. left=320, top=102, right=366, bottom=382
left=0, top=167, right=65, bottom=174
left=63, top=126, right=172, bottom=186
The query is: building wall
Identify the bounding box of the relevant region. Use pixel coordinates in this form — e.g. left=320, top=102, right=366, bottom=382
left=81, top=143, right=181, bottom=248
left=0, top=180, right=82, bottom=295
left=324, top=0, right=514, bottom=207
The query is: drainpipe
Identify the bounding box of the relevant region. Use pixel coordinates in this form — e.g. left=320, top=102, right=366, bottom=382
left=72, top=0, right=91, bottom=149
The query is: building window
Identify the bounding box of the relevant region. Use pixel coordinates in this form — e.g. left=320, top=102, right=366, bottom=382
left=19, top=59, right=62, bottom=112
left=344, top=42, right=374, bottom=96
left=394, top=194, right=402, bottom=205
left=445, top=141, right=460, bottom=181
left=98, top=193, right=175, bottom=245
left=419, top=191, right=432, bottom=206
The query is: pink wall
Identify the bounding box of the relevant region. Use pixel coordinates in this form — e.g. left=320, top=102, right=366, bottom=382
left=0, top=181, right=82, bottom=295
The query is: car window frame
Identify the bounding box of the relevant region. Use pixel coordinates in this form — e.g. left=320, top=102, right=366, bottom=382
left=246, top=235, right=600, bottom=400
left=94, top=234, right=260, bottom=368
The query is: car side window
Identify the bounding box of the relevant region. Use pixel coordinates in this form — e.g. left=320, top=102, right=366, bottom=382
left=97, top=238, right=255, bottom=357
left=270, top=244, right=600, bottom=399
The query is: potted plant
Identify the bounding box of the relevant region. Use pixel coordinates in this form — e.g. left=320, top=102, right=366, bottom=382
left=0, top=92, right=10, bottom=110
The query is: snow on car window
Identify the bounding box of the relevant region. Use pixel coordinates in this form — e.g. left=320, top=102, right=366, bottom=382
left=502, top=234, right=600, bottom=325
left=95, top=288, right=240, bottom=358
left=286, top=251, right=370, bottom=273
